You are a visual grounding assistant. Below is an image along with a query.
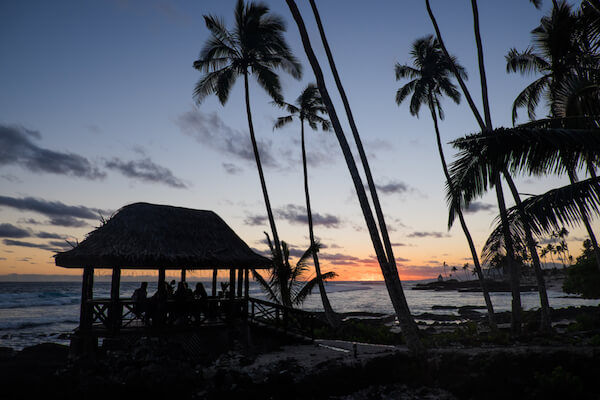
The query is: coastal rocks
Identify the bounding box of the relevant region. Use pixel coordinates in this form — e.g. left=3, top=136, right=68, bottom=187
left=413, top=279, right=538, bottom=292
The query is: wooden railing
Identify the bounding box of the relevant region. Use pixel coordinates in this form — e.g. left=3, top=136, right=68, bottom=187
left=247, top=298, right=315, bottom=339
left=84, top=297, right=315, bottom=339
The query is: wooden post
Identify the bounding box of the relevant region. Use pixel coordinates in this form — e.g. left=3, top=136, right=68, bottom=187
left=237, top=268, right=243, bottom=297
left=229, top=268, right=235, bottom=300
left=212, top=268, right=217, bottom=297
left=181, top=269, right=186, bottom=283
left=156, top=267, right=166, bottom=326
left=244, top=268, right=250, bottom=316
left=80, top=266, right=94, bottom=331
left=109, top=268, right=121, bottom=332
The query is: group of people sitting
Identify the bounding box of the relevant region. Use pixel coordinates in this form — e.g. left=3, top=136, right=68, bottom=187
left=131, top=280, right=209, bottom=326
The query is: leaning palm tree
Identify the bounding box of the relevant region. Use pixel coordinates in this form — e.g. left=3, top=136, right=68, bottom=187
left=425, top=0, right=524, bottom=335
left=506, top=1, right=589, bottom=123
left=253, top=233, right=336, bottom=307
left=273, top=83, right=338, bottom=326
left=506, top=2, right=600, bottom=270
left=192, top=0, right=302, bottom=263
left=395, top=35, right=496, bottom=331
left=284, top=0, right=424, bottom=352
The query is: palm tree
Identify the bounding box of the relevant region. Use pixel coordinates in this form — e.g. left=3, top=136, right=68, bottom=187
left=506, top=1, right=590, bottom=123
left=253, top=234, right=336, bottom=307
left=395, top=35, right=496, bottom=330
left=304, top=0, right=421, bottom=338
left=506, top=1, right=600, bottom=270
left=273, top=83, right=338, bottom=326
left=192, top=0, right=302, bottom=264
left=284, top=0, right=424, bottom=353
left=425, top=0, right=524, bottom=335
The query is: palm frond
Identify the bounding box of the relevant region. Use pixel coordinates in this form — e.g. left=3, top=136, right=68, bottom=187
left=451, top=126, right=600, bottom=177
left=274, top=115, right=294, bottom=130
left=505, top=47, right=549, bottom=75
left=252, top=63, right=282, bottom=103
left=293, top=271, right=337, bottom=306
left=252, top=269, right=280, bottom=303
left=395, top=80, right=418, bottom=106
left=483, top=177, right=600, bottom=262
left=511, top=75, right=550, bottom=123
left=395, top=64, right=421, bottom=80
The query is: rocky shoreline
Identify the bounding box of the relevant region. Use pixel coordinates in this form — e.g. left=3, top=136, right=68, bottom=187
left=1, top=305, right=599, bottom=399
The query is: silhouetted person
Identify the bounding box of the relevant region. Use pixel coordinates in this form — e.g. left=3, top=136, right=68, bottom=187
left=132, top=282, right=148, bottom=321
left=193, top=282, right=208, bottom=299
left=193, top=282, right=208, bottom=323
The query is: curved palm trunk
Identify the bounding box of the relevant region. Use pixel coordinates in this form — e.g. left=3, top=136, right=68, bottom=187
left=472, top=0, right=524, bottom=335
left=568, top=168, right=600, bottom=270
left=427, top=0, right=522, bottom=335
left=285, top=0, right=424, bottom=353
left=301, top=120, right=339, bottom=326
left=428, top=100, right=497, bottom=331
left=243, top=72, right=283, bottom=263
left=308, top=0, right=418, bottom=333
left=504, top=172, right=552, bottom=333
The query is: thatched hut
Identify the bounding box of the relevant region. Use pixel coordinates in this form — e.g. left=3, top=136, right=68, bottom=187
left=55, top=202, right=271, bottom=339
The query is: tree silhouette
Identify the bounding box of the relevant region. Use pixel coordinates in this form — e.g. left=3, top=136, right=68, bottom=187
left=192, top=0, right=302, bottom=263
left=395, top=35, right=496, bottom=330
left=273, top=83, right=338, bottom=326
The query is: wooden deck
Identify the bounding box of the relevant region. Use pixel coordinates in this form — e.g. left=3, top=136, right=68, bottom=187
left=81, top=297, right=316, bottom=340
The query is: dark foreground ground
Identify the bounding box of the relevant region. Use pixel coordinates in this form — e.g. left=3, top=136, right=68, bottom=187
left=2, top=306, right=600, bottom=400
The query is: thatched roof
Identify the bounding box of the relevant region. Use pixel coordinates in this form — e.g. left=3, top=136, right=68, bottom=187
left=55, top=202, right=271, bottom=270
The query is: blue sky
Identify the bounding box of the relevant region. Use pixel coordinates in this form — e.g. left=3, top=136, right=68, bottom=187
left=0, top=0, right=589, bottom=280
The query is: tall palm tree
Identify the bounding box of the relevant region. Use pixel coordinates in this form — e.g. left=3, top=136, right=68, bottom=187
left=395, top=35, right=497, bottom=330
left=192, top=0, right=302, bottom=264
left=506, top=1, right=600, bottom=270
left=273, top=83, right=338, bottom=326
left=284, top=0, right=424, bottom=353
left=425, top=0, right=524, bottom=335
left=506, top=1, right=589, bottom=123
left=253, top=234, right=336, bottom=307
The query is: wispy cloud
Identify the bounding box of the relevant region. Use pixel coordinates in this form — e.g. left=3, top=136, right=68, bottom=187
left=177, top=110, right=277, bottom=167
left=3, top=239, right=58, bottom=251
left=276, top=204, right=342, bottom=229
left=105, top=157, right=186, bottom=188
left=407, top=231, right=450, bottom=238
left=0, top=223, right=30, bottom=238
left=464, top=201, right=495, bottom=214
left=244, top=204, right=342, bottom=229
left=0, top=125, right=105, bottom=179
left=222, top=162, right=243, bottom=175
left=0, top=196, right=109, bottom=225
left=374, top=180, right=411, bottom=195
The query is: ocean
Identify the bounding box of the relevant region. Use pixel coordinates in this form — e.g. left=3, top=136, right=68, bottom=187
left=1, top=280, right=598, bottom=350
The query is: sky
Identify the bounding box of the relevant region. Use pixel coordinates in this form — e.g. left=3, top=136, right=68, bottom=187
left=0, top=0, right=592, bottom=282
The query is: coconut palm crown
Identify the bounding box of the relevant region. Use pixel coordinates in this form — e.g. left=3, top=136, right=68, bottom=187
left=193, top=0, right=302, bottom=105
left=395, top=35, right=466, bottom=120
left=253, top=233, right=336, bottom=307
left=192, top=0, right=302, bottom=262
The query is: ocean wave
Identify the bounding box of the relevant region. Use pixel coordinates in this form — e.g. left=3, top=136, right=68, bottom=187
left=0, top=318, right=79, bottom=331
left=0, top=292, right=80, bottom=309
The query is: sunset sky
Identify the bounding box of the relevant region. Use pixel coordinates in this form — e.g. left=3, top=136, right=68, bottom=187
left=0, top=0, right=590, bottom=281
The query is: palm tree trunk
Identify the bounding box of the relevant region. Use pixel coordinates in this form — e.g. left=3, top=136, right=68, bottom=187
left=567, top=168, right=600, bottom=271
left=428, top=100, right=497, bottom=331
left=474, top=0, right=524, bottom=336
left=495, top=175, right=523, bottom=336
left=503, top=172, right=552, bottom=333
left=284, top=0, right=423, bottom=353
left=308, top=0, right=418, bottom=332
left=243, top=72, right=283, bottom=264
left=301, top=119, right=339, bottom=327
left=427, top=0, right=522, bottom=335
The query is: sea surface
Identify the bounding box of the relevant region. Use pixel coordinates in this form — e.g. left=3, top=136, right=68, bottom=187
left=1, top=280, right=598, bottom=350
